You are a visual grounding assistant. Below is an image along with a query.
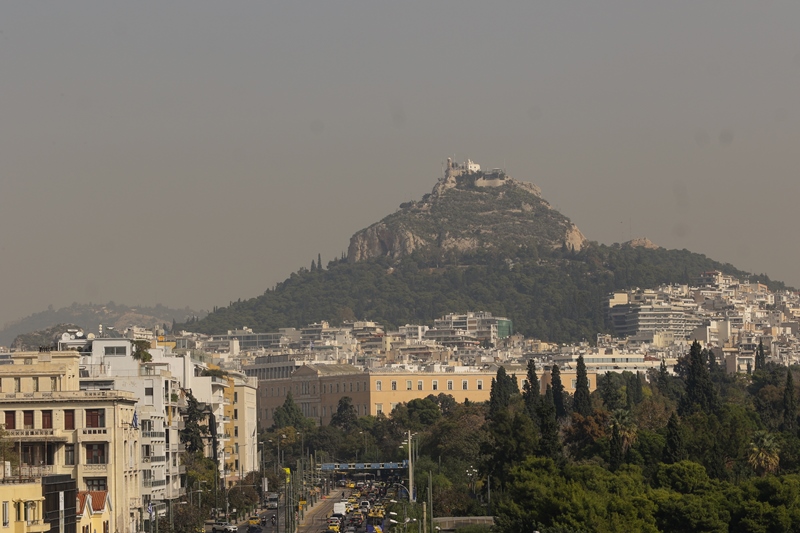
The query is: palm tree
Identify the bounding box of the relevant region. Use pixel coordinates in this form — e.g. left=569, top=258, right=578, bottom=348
left=748, top=430, right=780, bottom=476
left=610, top=409, right=637, bottom=453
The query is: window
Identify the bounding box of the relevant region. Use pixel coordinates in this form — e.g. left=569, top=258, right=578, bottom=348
left=432, top=381, right=438, bottom=391
left=3, top=500, right=8, bottom=527
left=145, top=388, right=153, bottom=396
left=234, top=409, right=238, bottom=420
left=64, top=410, right=75, bottom=430
left=376, top=404, right=383, bottom=415
left=462, top=380, right=468, bottom=390
left=85, top=409, right=105, bottom=428
left=350, top=383, right=353, bottom=392
left=86, top=444, right=107, bottom=464
left=406, top=380, right=412, bottom=391
left=50, top=377, right=58, bottom=391
left=447, top=381, right=453, bottom=391
left=391, top=381, right=397, bottom=391
left=85, top=478, right=107, bottom=491
left=32, top=377, right=39, bottom=393
left=418, top=381, right=423, bottom=390
left=104, top=346, right=126, bottom=356
left=477, top=380, right=483, bottom=390
left=376, top=381, right=382, bottom=391
left=571, top=379, right=577, bottom=390
left=42, top=410, right=52, bottom=429
left=13, top=379, right=19, bottom=393
left=234, top=392, right=238, bottom=403
left=3, top=412, right=14, bottom=430
left=356, top=382, right=359, bottom=392
left=234, top=427, right=238, bottom=437
left=65, top=444, right=75, bottom=465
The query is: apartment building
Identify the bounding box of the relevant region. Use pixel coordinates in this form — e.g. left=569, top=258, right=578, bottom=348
left=0, top=351, right=139, bottom=533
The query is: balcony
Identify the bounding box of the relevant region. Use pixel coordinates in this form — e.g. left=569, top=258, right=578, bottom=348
left=13, top=465, right=54, bottom=478
left=142, top=431, right=166, bottom=439
left=211, top=376, right=228, bottom=386
left=83, top=463, right=108, bottom=473
left=151, top=479, right=167, bottom=487
left=80, top=428, right=108, bottom=440
left=4, top=428, right=68, bottom=442
left=150, top=456, right=166, bottom=463
left=23, top=519, right=50, bottom=533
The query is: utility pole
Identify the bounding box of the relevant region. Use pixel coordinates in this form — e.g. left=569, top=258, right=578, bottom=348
left=407, top=430, right=414, bottom=503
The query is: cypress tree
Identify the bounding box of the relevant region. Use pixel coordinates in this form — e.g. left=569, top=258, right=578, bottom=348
left=631, top=372, right=644, bottom=404
left=573, top=355, right=592, bottom=416
left=600, top=373, right=623, bottom=411
left=663, top=412, right=686, bottom=463
left=550, top=364, right=567, bottom=419
left=489, top=367, right=514, bottom=418
left=537, top=385, right=562, bottom=460
left=784, top=368, right=796, bottom=433
left=609, top=424, right=623, bottom=471
left=318, top=253, right=323, bottom=270
left=310, top=259, right=317, bottom=272
left=522, top=359, right=541, bottom=421
left=658, top=359, right=670, bottom=394
left=756, top=339, right=766, bottom=370
left=679, top=340, right=720, bottom=416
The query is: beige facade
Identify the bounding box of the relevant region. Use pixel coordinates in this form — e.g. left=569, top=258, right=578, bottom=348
left=0, top=352, right=139, bottom=533
left=0, top=480, right=49, bottom=533
left=256, top=364, right=597, bottom=427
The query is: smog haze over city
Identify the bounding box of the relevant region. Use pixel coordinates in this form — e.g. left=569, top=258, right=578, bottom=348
left=1, top=2, right=800, bottom=327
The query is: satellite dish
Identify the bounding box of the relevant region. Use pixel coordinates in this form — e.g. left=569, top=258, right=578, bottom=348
left=70, top=334, right=75, bottom=340
left=76, top=331, right=84, bottom=338
left=61, top=332, right=70, bottom=341
left=87, top=333, right=96, bottom=340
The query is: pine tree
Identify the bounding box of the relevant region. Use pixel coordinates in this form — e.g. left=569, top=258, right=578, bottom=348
left=663, top=412, right=686, bottom=464
left=537, top=385, right=562, bottom=460
left=522, top=359, right=541, bottom=421
left=784, top=368, right=796, bottom=433
left=550, top=364, right=567, bottom=419
left=573, top=355, right=592, bottom=416
left=679, top=340, right=720, bottom=416
left=756, top=339, right=766, bottom=370
left=310, top=259, right=317, bottom=272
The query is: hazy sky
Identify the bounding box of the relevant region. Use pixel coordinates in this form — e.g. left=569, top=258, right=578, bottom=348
left=2, top=2, right=800, bottom=328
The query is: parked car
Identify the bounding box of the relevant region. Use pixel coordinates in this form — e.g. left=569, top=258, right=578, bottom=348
left=211, top=522, right=238, bottom=533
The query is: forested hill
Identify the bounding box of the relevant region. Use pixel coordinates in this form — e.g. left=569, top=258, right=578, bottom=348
left=182, top=243, right=784, bottom=343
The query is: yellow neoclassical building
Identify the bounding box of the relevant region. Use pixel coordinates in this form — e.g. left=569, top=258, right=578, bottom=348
left=0, top=351, right=139, bottom=533
left=256, top=363, right=596, bottom=427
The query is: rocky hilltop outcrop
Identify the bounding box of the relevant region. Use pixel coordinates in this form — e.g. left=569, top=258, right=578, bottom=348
left=348, top=161, right=586, bottom=262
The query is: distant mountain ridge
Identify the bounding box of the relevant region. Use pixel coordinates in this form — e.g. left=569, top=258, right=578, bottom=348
left=181, top=162, right=788, bottom=342
left=0, top=302, right=203, bottom=348
left=348, top=160, right=586, bottom=262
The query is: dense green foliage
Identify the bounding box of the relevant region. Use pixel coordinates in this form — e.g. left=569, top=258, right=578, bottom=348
left=252, top=345, right=800, bottom=532
left=183, top=243, right=783, bottom=343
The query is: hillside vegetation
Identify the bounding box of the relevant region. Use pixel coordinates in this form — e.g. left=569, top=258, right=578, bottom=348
left=184, top=243, right=782, bottom=342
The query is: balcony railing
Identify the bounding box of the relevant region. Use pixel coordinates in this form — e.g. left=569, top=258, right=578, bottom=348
left=12, top=465, right=54, bottom=478
left=150, top=456, right=166, bottom=463
left=82, top=428, right=108, bottom=436
left=142, top=431, right=166, bottom=439
left=5, top=429, right=54, bottom=438
left=84, top=463, right=108, bottom=472
left=151, top=479, right=167, bottom=487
